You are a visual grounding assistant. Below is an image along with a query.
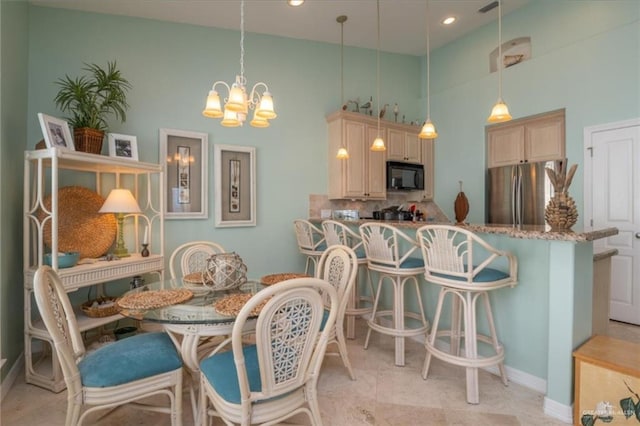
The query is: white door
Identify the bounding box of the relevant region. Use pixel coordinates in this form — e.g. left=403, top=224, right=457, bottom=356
left=585, top=119, right=640, bottom=324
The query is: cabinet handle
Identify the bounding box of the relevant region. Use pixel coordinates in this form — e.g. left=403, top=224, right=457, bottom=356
left=636, top=232, right=640, bottom=239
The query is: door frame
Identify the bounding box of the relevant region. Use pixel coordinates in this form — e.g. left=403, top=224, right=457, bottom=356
left=583, top=117, right=640, bottom=232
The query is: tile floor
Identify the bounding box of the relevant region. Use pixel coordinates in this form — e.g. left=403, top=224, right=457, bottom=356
left=3, top=320, right=639, bottom=425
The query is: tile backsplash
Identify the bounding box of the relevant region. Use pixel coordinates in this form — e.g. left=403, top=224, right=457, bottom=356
left=308, top=194, right=450, bottom=222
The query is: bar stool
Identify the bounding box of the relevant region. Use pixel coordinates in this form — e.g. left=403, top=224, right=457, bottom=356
left=416, top=224, right=518, bottom=404
left=359, top=222, right=429, bottom=366
left=322, top=220, right=375, bottom=339
left=293, top=219, right=326, bottom=275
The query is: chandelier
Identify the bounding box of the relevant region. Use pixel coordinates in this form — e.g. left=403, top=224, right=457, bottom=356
left=202, top=0, right=277, bottom=128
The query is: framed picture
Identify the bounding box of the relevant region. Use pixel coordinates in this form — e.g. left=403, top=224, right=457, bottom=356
left=37, top=113, right=75, bottom=151
left=214, top=144, right=256, bottom=228
left=108, top=133, right=138, bottom=161
left=159, top=128, right=208, bottom=219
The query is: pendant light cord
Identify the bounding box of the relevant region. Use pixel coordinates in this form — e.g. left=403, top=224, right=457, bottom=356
left=376, top=0, right=381, bottom=136
left=240, top=0, right=245, bottom=82
left=426, top=0, right=431, bottom=119
left=497, top=0, right=502, bottom=100
left=341, top=18, right=344, bottom=105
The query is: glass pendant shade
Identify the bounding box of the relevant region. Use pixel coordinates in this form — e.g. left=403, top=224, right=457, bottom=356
left=336, top=147, right=349, bottom=159
left=202, top=90, right=223, bottom=118
left=250, top=113, right=270, bottom=128
left=419, top=119, right=438, bottom=139
left=255, top=92, right=277, bottom=119
left=488, top=99, right=512, bottom=123
left=221, top=109, right=241, bottom=127
left=226, top=85, right=247, bottom=112
left=371, top=136, right=386, bottom=151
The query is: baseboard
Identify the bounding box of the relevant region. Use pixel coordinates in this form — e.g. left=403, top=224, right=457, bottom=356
left=543, top=397, right=573, bottom=424
left=1, top=353, right=24, bottom=402
left=483, top=363, right=547, bottom=394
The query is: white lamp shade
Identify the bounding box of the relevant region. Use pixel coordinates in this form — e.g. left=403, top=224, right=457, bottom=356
left=255, top=92, right=277, bottom=119
left=250, top=112, right=270, bottom=128
left=419, top=120, right=438, bottom=139
left=202, top=90, right=223, bottom=118
left=99, top=189, right=142, bottom=213
left=221, top=109, right=241, bottom=127
left=488, top=99, right=512, bottom=123
left=370, top=136, right=386, bottom=151
left=225, top=85, right=247, bottom=112
left=336, top=147, right=349, bottom=159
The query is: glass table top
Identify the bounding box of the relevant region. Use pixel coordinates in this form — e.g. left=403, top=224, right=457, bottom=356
left=118, top=278, right=266, bottom=325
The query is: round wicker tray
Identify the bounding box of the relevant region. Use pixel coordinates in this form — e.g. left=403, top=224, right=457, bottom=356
left=117, top=289, right=193, bottom=310
left=42, top=186, right=117, bottom=259
left=214, top=293, right=270, bottom=317
left=81, top=297, right=120, bottom=318
left=261, top=273, right=310, bottom=286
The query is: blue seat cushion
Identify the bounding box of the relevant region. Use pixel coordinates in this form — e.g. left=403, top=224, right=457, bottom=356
left=372, top=257, right=424, bottom=269
left=432, top=266, right=509, bottom=283
left=320, top=309, right=330, bottom=331
left=354, top=247, right=367, bottom=259
left=79, top=332, right=182, bottom=388
left=201, top=345, right=261, bottom=404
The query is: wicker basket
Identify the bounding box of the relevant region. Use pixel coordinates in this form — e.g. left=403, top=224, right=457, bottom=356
left=81, top=297, right=120, bottom=318
left=73, top=127, right=105, bottom=154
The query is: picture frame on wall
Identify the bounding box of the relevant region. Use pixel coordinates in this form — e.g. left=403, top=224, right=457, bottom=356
left=107, top=133, right=138, bottom=161
left=214, top=144, right=256, bottom=228
left=37, top=113, right=75, bottom=151
left=159, top=128, right=208, bottom=219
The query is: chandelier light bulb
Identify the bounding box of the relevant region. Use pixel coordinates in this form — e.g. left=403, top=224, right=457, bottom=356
left=371, top=136, right=386, bottom=151
left=221, top=109, right=241, bottom=127
left=250, top=112, right=270, bottom=128
left=256, top=92, right=277, bottom=119
left=202, top=90, right=223, bottom=118
left=419, top=119, right=438, bottom=139
left=488, top=99, right=512, bottom=123
left=336, top=147, right=349, bottom=159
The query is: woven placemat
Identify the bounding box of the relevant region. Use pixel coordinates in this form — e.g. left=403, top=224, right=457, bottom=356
left=41, top=186, right=117, bottom=259
left=261, top=273, right=310, bottom=286
left=214, top=293, right=270, bottom=317
left=117, top=289, right=193, bottom=310
left=183, top=272, right=204, bottom=284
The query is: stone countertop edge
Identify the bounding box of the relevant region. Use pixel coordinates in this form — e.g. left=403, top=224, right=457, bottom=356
left=308, top=218, right=618, bottom=242
left=593, top=248, right=619, bottom=261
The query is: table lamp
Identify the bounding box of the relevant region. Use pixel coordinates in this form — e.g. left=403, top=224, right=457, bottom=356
left=99, top=188, right=142, bottom=257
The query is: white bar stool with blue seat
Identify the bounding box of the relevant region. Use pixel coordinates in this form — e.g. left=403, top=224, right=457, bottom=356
left=293, top=219, right=327, bottom=276
left=322, top=219, right=375, bottom=339
left=359, top=222, right=429, bottom=366
left=416, top=224, right=518, bottom=404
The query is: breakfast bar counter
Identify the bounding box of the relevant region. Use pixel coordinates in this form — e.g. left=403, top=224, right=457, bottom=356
left=311, top=218, right=618, bottom=423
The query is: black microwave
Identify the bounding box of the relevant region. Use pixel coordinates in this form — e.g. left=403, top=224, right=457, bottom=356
left=386, top=161, right=424, bottom=191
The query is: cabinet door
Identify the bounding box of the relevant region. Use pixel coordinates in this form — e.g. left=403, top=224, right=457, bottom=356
left=405, top=132, right=422, bottom=163
left=343, top=120, right=367, bottom=198
left=366, top=125, right=387, bottom=199
left=386, top=128, right=405, bottom=161
left=525, top=115, right=565, bottom=162
left=487, top=125, right=525, bottom=168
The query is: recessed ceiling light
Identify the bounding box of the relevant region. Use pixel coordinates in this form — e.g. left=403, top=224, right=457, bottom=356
left=288, top=0, right=305, bottom=6
left=442, top=16, right=457, bottom=25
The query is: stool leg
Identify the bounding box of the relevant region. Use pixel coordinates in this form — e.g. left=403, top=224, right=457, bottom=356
left=450, top=293, right=462, bottom=357
left=304, top=256, right=312, bottom=275
left=464, top=291, right=480, bottom=404
left=411, top=276, right=428, bottom=330
left=422, top=287, right=447, bottom=379
left=394, top=276, right=406, bottom=366
left=482, top=292, right=508, bottom=386
left=364, top=274, right=383, bottom=350
left=335, top=326, right=356, bottom=380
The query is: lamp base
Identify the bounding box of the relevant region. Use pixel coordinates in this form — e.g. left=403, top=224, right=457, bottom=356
left=112, top=247, right=131, bottom=258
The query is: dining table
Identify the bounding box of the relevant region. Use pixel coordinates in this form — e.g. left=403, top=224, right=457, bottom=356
left=117, top=277, right=267, bottom=422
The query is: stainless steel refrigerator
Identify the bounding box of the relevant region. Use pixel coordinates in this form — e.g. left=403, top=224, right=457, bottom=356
left=486, top=160, right=562, bottom=226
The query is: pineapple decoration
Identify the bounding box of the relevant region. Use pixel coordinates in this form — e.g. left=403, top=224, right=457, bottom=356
left=545, top=162, right=578, bottom=231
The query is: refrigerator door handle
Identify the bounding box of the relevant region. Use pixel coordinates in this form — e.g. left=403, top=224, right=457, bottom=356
left=511, top=166, right=517, bottom=225
left=515, top=167, right=522, bottom=226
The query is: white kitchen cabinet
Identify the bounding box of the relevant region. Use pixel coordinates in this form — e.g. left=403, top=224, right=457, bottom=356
left=486, top=109, right=565, bottom=168
left=327, top=111, right=387, bottom=200
left=387, top=128, right=422, bottom=163
left=23, top=148, right=164, bottom=392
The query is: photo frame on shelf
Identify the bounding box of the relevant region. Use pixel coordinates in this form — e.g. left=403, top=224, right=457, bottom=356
left=37, top=113, right=75, bottom=151
left=214, top=144, right=256, bottom=228
left=107, top=133, right=138, bottom=161
left=159, top=128, right=208, bottom=219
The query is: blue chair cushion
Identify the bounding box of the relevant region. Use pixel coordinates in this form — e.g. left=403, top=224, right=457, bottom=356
left=432, top=266, right=509, bottom=283
left=201, top=344, right=262, bottom=404
left=370, top=257, right=424, bottom=269
left=320, top=309, right=330, bottom=331
left=354, top=247, right=367, bottom=259
left=79, top=332, right=182, bottom=388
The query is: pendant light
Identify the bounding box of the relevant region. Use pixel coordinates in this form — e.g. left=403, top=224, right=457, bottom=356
left=419, top=0, right=438, bottom=139
left=370, top=0, right=386, bottom=151
left=487, top=0, right=512, bottom=123
left=202, top=0, right=277, bottom=128
left=336, top=15, right=349, bottom=160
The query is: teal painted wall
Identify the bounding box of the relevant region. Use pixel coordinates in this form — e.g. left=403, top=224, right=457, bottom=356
left=0, top=0, right=29, bottom=382
left=426, top=0, right=640, bottom=224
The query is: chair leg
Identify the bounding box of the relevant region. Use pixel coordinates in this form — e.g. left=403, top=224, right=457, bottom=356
left=422, top=287, right=447, bottom=380
left=66, top=398, right=81, bottom=426
left=482, top=292, right=508, bottom=386
left=393, top=276, right=407, bottom=366
left=173, top=372, right=183, bottom=426
left=364, top=274, right=384, bottom=350
left=335, top=327, right=356, bottom=380
left=464, top=291, right=479, bottom=405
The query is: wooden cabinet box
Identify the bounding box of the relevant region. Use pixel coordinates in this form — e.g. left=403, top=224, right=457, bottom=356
left=573, top=335, right=640, bottom=425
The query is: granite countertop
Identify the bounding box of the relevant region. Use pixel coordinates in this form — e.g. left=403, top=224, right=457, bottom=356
left=309, top=218, right=618, bottom=242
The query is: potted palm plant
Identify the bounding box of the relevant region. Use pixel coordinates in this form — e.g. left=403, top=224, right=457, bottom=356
left=54, top=61, right=131, bottom=154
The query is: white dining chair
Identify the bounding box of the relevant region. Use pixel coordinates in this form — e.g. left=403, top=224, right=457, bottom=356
left=169, top=240, right=226, bottom=279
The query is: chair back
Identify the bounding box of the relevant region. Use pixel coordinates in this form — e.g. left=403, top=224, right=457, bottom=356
left=293, top=219, right=325, bottom=254
left=33, top=266, right=85, bottom=394
left=231, top=277, right=338, bottom=405
left=169, top=240, right=226, bottom=279
left=322, top=220, right=364, bottom=255
left=359, top=222, right=423, bottom=273
left=315, top=244, right=358, bottom=326
left=416, top=224, right=518, bottom=289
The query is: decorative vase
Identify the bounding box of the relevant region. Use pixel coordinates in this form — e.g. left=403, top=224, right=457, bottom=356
left=203, top=252, right=248, bottom=290
left=544, top=161, right=579, bottom=231
left=454, top=181, right=469, bottom=224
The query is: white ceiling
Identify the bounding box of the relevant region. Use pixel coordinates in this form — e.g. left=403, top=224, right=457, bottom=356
left=30, top=0, right=532, bottom=56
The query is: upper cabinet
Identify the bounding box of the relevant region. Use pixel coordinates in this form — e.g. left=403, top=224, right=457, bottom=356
left=487, top=109, right=565, bottom=168
left=327, top=111, right=424, bottom=200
